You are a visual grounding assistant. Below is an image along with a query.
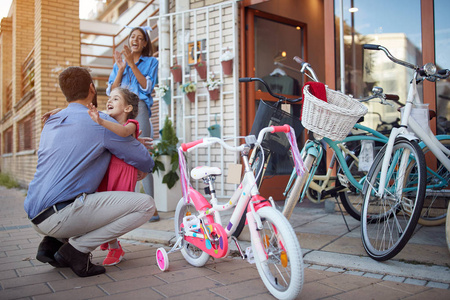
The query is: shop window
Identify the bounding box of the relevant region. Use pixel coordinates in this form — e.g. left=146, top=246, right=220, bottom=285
left=434, top=0, right=450, bottom=134
left=17, top=112, right=35, bottom=152
left=334, top=0, right=421, bottom=132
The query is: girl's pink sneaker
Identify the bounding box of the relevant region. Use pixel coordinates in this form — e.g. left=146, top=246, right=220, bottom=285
left=100, top=243, right=109, bottom=251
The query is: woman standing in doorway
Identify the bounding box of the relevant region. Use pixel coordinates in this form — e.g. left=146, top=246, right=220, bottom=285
left=107, top=26, right=160, bottom=222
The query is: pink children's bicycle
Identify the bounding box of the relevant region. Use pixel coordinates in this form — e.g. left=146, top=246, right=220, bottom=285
left=156, top=125, right=305, bottom=300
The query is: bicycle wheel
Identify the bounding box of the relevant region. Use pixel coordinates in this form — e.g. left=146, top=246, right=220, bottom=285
left=252, top=206, right=303, bottom=300
left=337, top=145, right=366, bottom=221
left=174, top=198, right=210, bottom=267
left=418, top=138, right=450, bottom=226
left=361, top=137, right=426, bottom=261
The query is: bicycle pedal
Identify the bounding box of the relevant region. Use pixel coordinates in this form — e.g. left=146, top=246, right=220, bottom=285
left=183, top=215, right=200, bottom=232
left=245, top=247, right=255, bottom=264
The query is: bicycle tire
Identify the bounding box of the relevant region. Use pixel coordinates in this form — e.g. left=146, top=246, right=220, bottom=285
left=174, top=198, right=210, bottom=267
left=252, top=206, right=303, bottom=299
left=418, top=138, right=450, bottom=226
left=361, top=137, right=426, bottom=261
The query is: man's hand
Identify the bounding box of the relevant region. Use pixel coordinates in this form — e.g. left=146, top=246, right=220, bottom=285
left=137, top=170, right=148, bottom=181
left=138, top=135, right=153, bottom=150
left=87, top=103, right=102, bottom=125
left=42, top=108, right=63, bottom=123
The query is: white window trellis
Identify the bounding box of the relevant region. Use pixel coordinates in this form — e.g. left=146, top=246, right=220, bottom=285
left=148, top=1, right=239, bottom=198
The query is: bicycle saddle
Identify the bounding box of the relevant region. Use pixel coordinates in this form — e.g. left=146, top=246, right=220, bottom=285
left=191, top=166, right=222, bottom=180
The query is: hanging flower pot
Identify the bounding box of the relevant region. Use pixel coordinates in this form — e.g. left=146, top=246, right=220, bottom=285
left=220, top=49, right=234, bottom=76
left=195, top=61, right=207, bottom=80
left=208, top=88, right=220, bottom=101
left=221, top=60, right=233, bottom=76
left=186, top=91, right=196, bottom=103
left=162, top=89, right=171, bottom=105
left=170, top=64, right=182, bottom=83
left=205, top=72, right=221, bottom=101
left=182, top=81, right=197, bottom=103
left=155, top=84, right=171, bottom=105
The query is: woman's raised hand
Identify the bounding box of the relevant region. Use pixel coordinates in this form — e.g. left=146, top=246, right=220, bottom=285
left=114, top=50, right=126, bottom=70
left=122, top=45, right=134, bottom=66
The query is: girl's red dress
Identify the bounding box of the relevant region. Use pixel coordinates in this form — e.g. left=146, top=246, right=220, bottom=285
left=97, top=119, right=140, bottom=192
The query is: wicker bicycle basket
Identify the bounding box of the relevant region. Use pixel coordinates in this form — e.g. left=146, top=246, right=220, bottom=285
left=301, top=85, right=368, bottom=141
left=250, top=100, right=303, bottom=154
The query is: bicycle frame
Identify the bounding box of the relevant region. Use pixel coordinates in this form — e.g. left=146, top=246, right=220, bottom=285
left=284, top=122, right=388, bottom=201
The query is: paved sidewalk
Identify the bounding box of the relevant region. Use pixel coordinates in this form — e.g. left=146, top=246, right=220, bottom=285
left=1, top=186, right=449, bottom=299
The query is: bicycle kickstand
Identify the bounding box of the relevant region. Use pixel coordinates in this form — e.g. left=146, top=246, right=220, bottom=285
left=332, top=192, right=350, bottom=232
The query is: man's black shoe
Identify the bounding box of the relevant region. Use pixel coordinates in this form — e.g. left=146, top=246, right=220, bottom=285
left=36, top=236, right=67, bottom=268
left=54, top=243, right=105, bottom=277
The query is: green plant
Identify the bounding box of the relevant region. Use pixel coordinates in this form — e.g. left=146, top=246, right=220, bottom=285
left=0, top=173, right=21, bottom=189
left=151, top=117, right=180, bottom=189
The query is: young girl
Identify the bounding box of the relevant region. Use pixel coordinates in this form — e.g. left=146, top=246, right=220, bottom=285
left=88, top=87, right=142, bottom=266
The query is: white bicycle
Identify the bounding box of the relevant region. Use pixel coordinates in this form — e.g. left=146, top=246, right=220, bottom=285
left=361, top=44, right=450, bottom=261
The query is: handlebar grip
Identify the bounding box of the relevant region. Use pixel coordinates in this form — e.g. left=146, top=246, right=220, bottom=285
left=181, top=139, right=203, bottom=152
left=363, top=44, right=381, bottom=50
left=293, top=56, right=305, bottom=65
left=438, top=69, right=449, bottom=75
left=385, top=94, right=399, bottom=101
left=270, top=124, right=291, bottom=133
left=239, top=77, right=253, bottom=82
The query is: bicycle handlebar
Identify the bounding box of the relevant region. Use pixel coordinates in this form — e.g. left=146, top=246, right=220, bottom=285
left=239, top=77, right=302, bottom=103
left=363, top=44, right=450, bottom=81
left=180, top=125, right=292, bottom=153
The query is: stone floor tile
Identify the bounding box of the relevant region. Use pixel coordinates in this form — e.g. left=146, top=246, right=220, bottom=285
left=154, top=277, right=221, bottom=297
left=48, top=273, right=114, bottom=292
left=300, top=281, right=343, bottom=299
left=1, top=271, right=65, bottom=289
left=318, top=272, right=381, bottom=292
left=206, top=264, right=260, bottom=285
left=0, top=283, right=52, bottom=300
left=33, top=285, right=107, bottom=300
left=92, top=287, right=165, bottom=300
left=401, top=287, right=450, bottom=299
left=210, top=278, right=268, bottom=299
left=156, top=265, right=218, bottom=283
left=100, top=275, right=165, bottom=295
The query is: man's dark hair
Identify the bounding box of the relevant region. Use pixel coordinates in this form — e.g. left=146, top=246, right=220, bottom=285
left=58, top=67, right=93, bottom=102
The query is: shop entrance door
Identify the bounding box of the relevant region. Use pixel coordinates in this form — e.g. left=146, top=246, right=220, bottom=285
left=243, top=9, right=307, bottom=200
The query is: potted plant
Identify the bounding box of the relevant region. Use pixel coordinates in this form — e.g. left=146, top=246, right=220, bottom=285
left=170, top=62, right=182, bottom=83
left=220, top=49, right=234, bottom=76
left=151, top=117, right=182, bottom=211
left=155, top=84, right=170, bottom=105
left=181, top=81, right=197, bottom=103
left=205, top=72, right=221, bottom=101
left=194, top=60, right=207, bottom=80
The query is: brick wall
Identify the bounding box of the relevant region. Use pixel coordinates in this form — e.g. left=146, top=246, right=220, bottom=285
left=0, top=17, right=12, bottom=118
left=0, top=0, right=81, bottom=186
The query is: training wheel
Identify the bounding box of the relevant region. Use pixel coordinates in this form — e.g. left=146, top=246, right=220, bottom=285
left=156, top=247, right=169, bottom=271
